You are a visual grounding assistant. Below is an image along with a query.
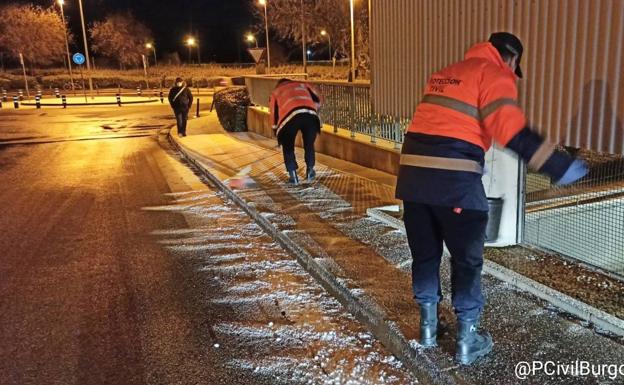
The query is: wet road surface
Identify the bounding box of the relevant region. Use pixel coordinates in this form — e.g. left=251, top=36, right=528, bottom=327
left=0, top=106, right=417, bottom=385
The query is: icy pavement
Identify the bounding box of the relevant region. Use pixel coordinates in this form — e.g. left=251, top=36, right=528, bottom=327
left=145, top=183, right=419, bottom=384
left=171, top=115, right=624, bottom=384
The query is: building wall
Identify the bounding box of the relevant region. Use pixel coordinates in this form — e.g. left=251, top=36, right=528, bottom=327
left=371, top=0, right=624, bottom=154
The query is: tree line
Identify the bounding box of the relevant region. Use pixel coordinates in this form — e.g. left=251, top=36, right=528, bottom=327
left=0, top=3, right=152, bottom=71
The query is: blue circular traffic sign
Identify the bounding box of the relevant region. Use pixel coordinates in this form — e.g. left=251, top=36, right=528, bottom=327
left=72, top=53, right=86, bottom=65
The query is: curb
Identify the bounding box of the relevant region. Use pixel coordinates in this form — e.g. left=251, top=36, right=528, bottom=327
left=168, top=132, right=461, bottom=385
left=21, top=99, right=160, bottom=107
left=366, top=206, right=624, bottom=337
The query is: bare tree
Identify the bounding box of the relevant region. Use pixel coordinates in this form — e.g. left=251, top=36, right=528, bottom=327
left=90, top=13, right=152, bottom=69
left=0, top=4, right=67, bottom=68
left=251, top=0, right=369, bottom=62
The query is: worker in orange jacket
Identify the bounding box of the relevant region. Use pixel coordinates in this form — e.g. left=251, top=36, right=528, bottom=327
left=269, top=78, right=322, bottom=184
left=396, top=32, right=588, bottom=365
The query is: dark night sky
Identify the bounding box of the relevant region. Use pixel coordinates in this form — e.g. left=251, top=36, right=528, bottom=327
left=16, top=0, right=257, bottom=63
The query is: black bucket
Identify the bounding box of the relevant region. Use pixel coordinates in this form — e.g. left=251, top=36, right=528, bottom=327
left=485, top=197, right=503, bottom=242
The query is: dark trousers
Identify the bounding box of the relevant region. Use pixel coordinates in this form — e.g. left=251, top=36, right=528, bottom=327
left=278, top=114, right=319, bottom=172
left=175, top=110, right=188, bottom=135
left=402, top=201, right=488, bottom=321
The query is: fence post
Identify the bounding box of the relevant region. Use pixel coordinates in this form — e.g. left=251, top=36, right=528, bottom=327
left=350, top=85, right=356, bottom=138
left=332, top=87, right=338, bottom=133
left=195, top=98, right=200, bottom=118
left=62, top=95, right=67, bottom=108
left=370, top=113, right=377, bottom=144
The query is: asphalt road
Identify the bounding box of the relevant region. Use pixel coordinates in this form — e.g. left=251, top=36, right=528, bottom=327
left=0, top=104, right=416, bottom=385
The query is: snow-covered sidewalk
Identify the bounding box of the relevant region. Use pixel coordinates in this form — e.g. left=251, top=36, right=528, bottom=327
left=170, top=113, right=624, bottom=385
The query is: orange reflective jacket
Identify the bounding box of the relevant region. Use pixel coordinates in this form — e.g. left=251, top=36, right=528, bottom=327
left=269, top=81, right=322, bottom=136
left=407, top=42, right=526, bottom=151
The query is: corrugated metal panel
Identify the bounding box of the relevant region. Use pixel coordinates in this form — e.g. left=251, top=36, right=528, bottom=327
left=371, top=0, right=624, bottom=154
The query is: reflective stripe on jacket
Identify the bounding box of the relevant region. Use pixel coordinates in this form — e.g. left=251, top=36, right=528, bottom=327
left=397, top=42, right=574, bottom=209
left=407, top=42, right=526, bottom=151
left=269, top=81, right=322, bottom=137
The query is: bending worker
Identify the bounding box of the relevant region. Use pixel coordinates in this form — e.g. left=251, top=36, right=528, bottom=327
left=396, top=32, right=588, bottom=365
left=269, top=78, right=322, bottom=184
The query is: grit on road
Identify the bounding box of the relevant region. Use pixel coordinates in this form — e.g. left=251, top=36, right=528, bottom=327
left=0, top=104, right=417, bottom=385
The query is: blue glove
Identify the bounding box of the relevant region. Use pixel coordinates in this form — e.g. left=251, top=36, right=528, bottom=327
left=555, top=159, right=589, bottom=185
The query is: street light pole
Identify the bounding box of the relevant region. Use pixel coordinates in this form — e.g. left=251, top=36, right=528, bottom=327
left=300, top=0, right=307, bottom=74
left=321, top=30, right=331, bottom=61
left=77, top=0, right=94, bottom=97
left=146, top=43, right=157, bottom=66
left=349, top=0, right=356, bottom=82
left=260, top=0, right=271, bottom=72
left=58, top=0, right=75, bottom=94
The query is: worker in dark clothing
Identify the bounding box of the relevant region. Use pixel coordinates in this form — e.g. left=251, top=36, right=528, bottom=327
left=396, top=32, right=588, bottom=365
left=168, top=77, right=193, bottom=137
left=269, top=78, right=322, bottom=184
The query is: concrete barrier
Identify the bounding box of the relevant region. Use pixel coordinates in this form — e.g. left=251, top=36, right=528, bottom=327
left=247, top=106, right=400, bottom=175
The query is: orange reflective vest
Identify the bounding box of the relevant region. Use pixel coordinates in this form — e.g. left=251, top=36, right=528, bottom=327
left=269, top=81, right=321, bottom=137
left=407, top=42, right=526, bottom=151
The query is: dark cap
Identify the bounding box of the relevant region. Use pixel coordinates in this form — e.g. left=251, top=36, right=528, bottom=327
left=488, top=32, right=523, bottom=78
left=175, top=77, right=183, bottom=83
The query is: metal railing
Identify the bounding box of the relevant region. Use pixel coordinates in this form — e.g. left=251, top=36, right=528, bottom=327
left=244, top=76, right=408, bottom=147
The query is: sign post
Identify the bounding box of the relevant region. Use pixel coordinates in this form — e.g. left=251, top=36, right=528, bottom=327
left=19, top=53, right=30, bottom=99
left=247, top=48, right=267, bottom=75
left=73, top=53, right=88, bottom=103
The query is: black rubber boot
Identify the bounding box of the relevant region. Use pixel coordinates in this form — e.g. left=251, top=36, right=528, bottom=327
left=288, top=170, right=299, bottom=185
left=419, top=302, right=438, bottom=347
left=306, top=167, right=316, bottom=182
left=456, top=319, right=493, bottom=365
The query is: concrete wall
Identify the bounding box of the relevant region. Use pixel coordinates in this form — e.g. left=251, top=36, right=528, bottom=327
left=247, top=107, right=399, bottom=176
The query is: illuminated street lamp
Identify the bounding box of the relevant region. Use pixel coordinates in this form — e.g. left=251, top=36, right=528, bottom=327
left=145, top=42, right=157, bottom=66
left=185, top=37, right=200, bottom=64
left=258, top=0, right=271, bottom=71
left=56, top=0, right=75, bottom=93
left=320, top=29, right=332, bottom=61
left=246, top=33, right=258, bottom=48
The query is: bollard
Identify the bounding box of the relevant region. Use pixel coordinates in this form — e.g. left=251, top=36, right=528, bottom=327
left=13, top=96, right=19, bottom=109
left=35, top=95, right=41, bottom=109
left=36, top=89, right=42, bottom=98
left=136, top=86, right=142, bottom=96
left=159, top=91, right=164, bottom=103
left=54, top=88, right=60, bottom=98
left=1, top=89, right=7, bottom=102
left=196, top=98, right=200, bottom=118
left=18, top=90, right=23, bottom=101
left=116, top=93, right=122, bottom=107
left=61, top=95, right=67, bottom=108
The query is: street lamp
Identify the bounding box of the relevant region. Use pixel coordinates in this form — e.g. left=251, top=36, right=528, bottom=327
left=258, top=0, right=271, bottom=72
left=246, top=33, right=258, bottom=48
left=320, top=29, right=332, bottom=61
left=77, top=0, right=94, bottom=96
left=145, top=43, right=157, bottom=66
left=349, top=0, right=356, bottom=82
left=56, top=0, right=75, bottom=93
left=185, top=37, right=197, bottom=64
left=307, top=49, right=312, bottom=61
